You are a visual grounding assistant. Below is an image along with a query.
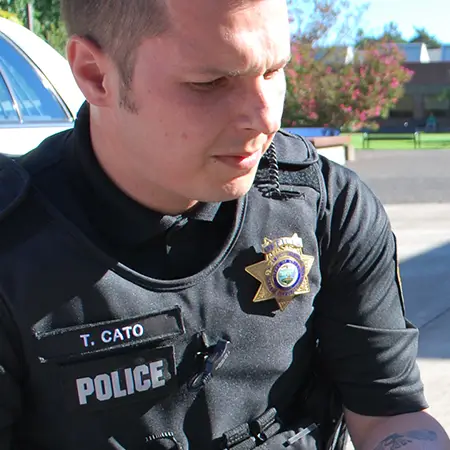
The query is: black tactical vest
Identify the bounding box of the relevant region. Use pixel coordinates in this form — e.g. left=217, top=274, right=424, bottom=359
left=0, top=132, right=346, bottom=450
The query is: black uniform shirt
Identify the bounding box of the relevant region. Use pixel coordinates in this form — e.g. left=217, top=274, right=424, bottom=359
left=19, top=103, right=236, bottom=280
left=0, top=105, right=428, bottom=450
left=15, top=105, right=428, bottom=420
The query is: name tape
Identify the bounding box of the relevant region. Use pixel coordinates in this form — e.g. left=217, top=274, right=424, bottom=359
left=35, top=307, right=184, bottom=361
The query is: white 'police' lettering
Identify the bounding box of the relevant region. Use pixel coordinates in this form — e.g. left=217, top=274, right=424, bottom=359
left=100, top=324, right=145, bottom=344
left=76, top=360, right=166, bottom=405
left=95, top=374, right=113, bottom=401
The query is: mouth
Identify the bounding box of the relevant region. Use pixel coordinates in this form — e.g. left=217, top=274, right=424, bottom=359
left=214, top=150, right=263, bottom=171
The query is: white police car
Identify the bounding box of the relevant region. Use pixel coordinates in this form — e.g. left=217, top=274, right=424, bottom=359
left=0, top=17, right=85, bottom=156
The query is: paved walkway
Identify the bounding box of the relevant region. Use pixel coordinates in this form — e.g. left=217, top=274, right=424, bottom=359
left=347, top=149, right=450, bottom=204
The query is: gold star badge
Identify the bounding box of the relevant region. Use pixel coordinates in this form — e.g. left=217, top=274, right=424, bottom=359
left=245, top=234, right=314, bottom=311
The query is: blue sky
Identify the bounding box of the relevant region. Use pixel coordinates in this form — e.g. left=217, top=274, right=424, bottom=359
left=360, top=0, right=450, bottom=43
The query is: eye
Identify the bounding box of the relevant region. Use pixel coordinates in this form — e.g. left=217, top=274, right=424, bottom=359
left=188, top=77, right=228, bottom=92
left=264, top=67, right=284, bottom=79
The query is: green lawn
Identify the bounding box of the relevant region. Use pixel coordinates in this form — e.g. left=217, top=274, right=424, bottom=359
left=344, top=133, right=450, bottom=150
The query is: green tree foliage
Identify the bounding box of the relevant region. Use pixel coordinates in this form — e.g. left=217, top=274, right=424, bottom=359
left=0, top=9, right=22, bottom=24
left=288, top=0, right=368, bottom=46
left=355, top=22, right=407, bottom=48
left=380, top=22, right=407, bottom=43
left=284, top=2, right=413, bottom=131
left=284, top=41, right=413, bottom=131
left=355, top=24, right=441, bottom=49
left=0, top=0, right=67, bottom=55
left=0, top=0, right=29, bottom=27
left=409, top=27, right=441, bottom=49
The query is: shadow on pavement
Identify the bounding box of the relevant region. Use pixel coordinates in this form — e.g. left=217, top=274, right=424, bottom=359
left=399, top=243, right=450, bottom=359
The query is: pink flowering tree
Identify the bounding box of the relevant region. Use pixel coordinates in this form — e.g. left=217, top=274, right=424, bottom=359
left=283, top=41, right=414, bottom=131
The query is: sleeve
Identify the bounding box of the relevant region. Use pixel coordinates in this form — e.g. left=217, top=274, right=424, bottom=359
left=314, top=158, right=428, bottom=417
left=0, top=295, right=24, bottom=448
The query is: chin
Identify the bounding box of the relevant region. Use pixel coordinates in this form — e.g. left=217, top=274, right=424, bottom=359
left=218, top=176, right=256, bottom=201
left=195, top=171, right=257, bottom=203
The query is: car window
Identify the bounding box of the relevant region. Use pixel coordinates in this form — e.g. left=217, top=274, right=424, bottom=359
left=0, top=72, right=19, bottom=123
left=0, top=35, right=69, bottom=123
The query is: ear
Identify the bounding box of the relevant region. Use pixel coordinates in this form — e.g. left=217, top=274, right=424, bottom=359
left=66, top=36, right=116, bottom=107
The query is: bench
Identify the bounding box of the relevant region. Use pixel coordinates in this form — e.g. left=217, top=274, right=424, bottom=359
left=362, top=132, right=421, bottom=149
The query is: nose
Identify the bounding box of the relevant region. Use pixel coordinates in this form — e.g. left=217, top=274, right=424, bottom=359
left=235, top=78, right=284, bottom=135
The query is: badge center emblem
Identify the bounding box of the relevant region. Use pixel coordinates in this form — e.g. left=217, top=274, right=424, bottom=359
left=275, top=261, right=302, bottom=289
left=245, top=234, right=314, bottom=311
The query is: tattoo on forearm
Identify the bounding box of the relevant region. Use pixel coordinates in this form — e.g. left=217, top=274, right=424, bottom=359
left=373, top=430, right=437, bottom=450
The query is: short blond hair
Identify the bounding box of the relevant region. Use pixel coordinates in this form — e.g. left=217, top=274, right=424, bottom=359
left=60, top=0, right=169, bottom=109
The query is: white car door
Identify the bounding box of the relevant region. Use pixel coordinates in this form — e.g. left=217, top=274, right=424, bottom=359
left=0, top=32, right=76, bottom=156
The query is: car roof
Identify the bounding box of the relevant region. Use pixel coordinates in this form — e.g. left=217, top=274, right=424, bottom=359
left=0, top=17, right=85, bottom=118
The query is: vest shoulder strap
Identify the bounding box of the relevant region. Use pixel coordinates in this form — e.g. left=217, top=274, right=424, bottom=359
left=255, top=131, right=327, bottom=223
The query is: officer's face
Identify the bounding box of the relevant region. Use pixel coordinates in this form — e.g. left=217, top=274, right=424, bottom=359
left=91, top=0, right=290, bottom=212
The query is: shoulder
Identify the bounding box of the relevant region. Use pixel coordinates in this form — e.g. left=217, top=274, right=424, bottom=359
left=273, top=129, right=317, bottom=166
left=274, top=128, right=362, bottom=187
left=18, top=129, right=72, bottom=178
left=315, top=157, right=391, bottom=274
left=0, top=154, right=30, bottom=221
left=301, top=143, right=384, bottom=223
left=274, top=130, right=381, bottom=213
left=273, top=134, right=391, bottom=261
left=0, top=129, right=70, bottom=231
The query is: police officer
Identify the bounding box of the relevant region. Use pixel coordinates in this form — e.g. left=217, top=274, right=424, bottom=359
left=0, top=1, right=448, bottom=449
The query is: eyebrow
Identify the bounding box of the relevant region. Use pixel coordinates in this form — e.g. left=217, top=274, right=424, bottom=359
left=195, top=54, right=292, bottom=77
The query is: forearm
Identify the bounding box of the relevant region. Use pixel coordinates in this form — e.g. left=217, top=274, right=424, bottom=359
left=358, top=411, right=450, bottom=450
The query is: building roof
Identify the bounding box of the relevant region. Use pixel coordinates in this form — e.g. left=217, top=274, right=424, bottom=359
left=428, top=48, right=442, bottom=62
left=396, top=43, right=430, bottom=63
left=314, top=42, right=450, bottom=64
left=442, top=45, right=450, bottom=61
left=314, top=46, right=354, bottom=64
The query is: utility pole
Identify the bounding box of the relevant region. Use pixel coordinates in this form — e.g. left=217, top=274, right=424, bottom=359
left=26, top=3, right=34, bottom=32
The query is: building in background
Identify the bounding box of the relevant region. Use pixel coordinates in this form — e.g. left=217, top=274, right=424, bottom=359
left=380, top=43, right=450, bottom=131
